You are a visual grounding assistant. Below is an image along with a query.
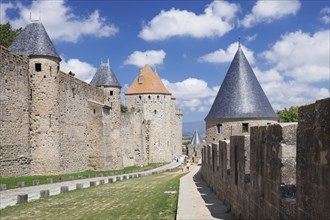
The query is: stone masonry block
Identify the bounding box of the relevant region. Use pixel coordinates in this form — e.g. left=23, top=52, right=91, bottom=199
left=76, top=183, right=83, bottom=189
left=99, top=180, right=105, bottom=185
left=17, top=194, right=28, bottom=204
left=17, top=181, right=25, bottom=188
left=0, top=184, right=7, bottom=191
left=33, top=180, right=40, bottom=186
left=40, top=190, right=50, bottom=198
left=60, top=186, right=69, bottom=193
left=47, top=178, right=53, bottom=184
left=69, top=176, right=74, bottom=181
left=90, top=181, right=96, bottom=187
left=108, top=178, right=113, bottom=183
left=59, top=177, right=64, bottom=182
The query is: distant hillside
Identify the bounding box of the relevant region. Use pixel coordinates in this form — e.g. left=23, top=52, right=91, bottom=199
left=183, top=121, right=205, bottom=138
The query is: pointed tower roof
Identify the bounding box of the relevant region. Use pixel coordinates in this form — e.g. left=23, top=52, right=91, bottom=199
left=90, top=63, right=121, bottom=88
left=205, top=46, right=278, bottom=120
left=125, top=64, right=171, bottom=95
left=9, top=22, right=60, bottom=59
left=190, top=130, right=204, bottom=145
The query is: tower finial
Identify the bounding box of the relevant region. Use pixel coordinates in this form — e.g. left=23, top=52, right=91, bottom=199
left=238, top=36, right=241, bottom=48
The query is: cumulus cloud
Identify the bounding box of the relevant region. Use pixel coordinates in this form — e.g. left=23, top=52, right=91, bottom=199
left=198, top=42, right=255, bottom=64
left=139, top=1, right=239, bottom=41
left=124, top=50, right=166, bottom=68
left=262, top=30, right=330, bottom=83
left=162, top=78, right=219, bottom=112
left=254, top=29, right=330, bottom=110
left=240, top=0, right=301, bottom=28
left=60, top=57, right=97, bottom=83
left=0, top=0, right=118, bottom=43
left=320, top=7, right=330, bottom=24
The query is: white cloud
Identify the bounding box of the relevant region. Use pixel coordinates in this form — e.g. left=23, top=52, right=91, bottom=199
left=124, top=50, right=166, bottom=68
left=245, top=34, right=257, bottom=42
left=139, top=1, right=239, bottom=41
left=262, top=30, right=330, bottom=83
left=320, top=7, right=330, bottom=24
left=60, top=57, right=97, bottom=83
left=198, top=42, right=255, bottom=64
left=162, top=78, right=219, bottom=112
left=240, top=0, right=301, bottom=28
left=0, top=0, right=118, bottom=43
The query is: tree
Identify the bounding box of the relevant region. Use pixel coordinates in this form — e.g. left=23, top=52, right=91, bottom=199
left=277, top=106, right=299, bottom=122
left=0, top=22, right=22, bottom=48
left=121, top=104, right=128, bottom=113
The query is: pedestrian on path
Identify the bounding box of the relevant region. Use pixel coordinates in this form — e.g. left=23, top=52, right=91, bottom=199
left=186, top=162, right=191, bottom=171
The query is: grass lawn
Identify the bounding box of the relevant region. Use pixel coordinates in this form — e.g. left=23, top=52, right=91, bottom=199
left=0, top=169, right=185, bottom=220
left=0, top=163, right=165, bottom=189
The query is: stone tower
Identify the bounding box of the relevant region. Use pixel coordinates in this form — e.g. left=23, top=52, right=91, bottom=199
left=125, top=64, right=178, bottom=162
left=9, top=22, right=62, bottom=174
left=90, top=62, right=122, bottom=169
left=205, top=45, right=278, bottom=145
left=187, top=129, right=204, bottom=161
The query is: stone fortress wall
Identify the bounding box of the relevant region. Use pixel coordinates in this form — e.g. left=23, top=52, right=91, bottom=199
left=0, top=45, right=183, bottom=177
left=201, top=98, right=329, bottom=220
left=0, top=46, right=31, bottom=177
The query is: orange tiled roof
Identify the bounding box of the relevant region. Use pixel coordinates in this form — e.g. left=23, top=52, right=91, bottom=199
left=126, top=64, right=171, bottom=95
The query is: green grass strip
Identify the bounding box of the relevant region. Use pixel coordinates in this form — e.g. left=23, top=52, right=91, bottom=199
left=0, top=169, right=185, bottom=220
left=0, top=163, right=166, bottom=190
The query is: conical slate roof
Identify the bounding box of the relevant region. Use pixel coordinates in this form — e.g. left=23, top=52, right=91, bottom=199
left=9, top=22, right=60, bottom=59
left=90, top=63, right=121, bottom=88
left=205, top=46, right=278, bottom=120
left=126, top=64, right=171, bottom=95
left=190, top=130, right=204, bottom=145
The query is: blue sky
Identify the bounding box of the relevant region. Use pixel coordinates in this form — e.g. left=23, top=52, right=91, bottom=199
left=1, top=0, right=329, bottom=122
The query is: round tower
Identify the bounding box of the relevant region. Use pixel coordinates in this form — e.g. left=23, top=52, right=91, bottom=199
left=9, top=22, right=61, bottom=174
left=205, top=45, right=278, bottom=145
left=90, top=61, right=122, bottom=169
left=125, top=64, right=173, bottom=163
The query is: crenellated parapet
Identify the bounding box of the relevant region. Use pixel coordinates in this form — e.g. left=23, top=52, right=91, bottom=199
left=201, top=98, right=330, bottom=220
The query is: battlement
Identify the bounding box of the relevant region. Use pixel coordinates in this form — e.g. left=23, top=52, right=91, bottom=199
left=201, top=98, right=329, bottom=220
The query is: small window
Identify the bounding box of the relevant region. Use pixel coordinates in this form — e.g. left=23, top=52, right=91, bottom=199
left=157, top=96, right=159, bottom=100
left=5, top=79, right=7, bottom=83
left=93, top=109, right=96, bottom=115
left=148, top=96, right=151, bottom=100
left=139, top=96, right=142, bottom=100
left=267, top=123, right=271, bottom=125
left=138, top=75, right=144, bottom=84
left=110, top=91, right=114, bottom=96
left=43, top=75, right=46, bottom=78
left=242, top=123, right=249, bottom=133
left=154, top=110, right=157, bottom=114
left=217, top=124, right=223, bottom=134
left=35, top=63, right=41, bottom=72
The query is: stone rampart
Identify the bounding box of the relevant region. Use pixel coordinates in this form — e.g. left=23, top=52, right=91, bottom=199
left=202, top=98, right=330, bottom=220
left=202, top=123, right=298, bottom=219
left=296, top=98, right=330, bottom=220
left=0, top=46, right=31, bottom=177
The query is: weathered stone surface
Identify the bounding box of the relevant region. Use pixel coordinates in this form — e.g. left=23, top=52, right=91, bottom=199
left=60, top=186, right=69, bottom=193
left=40, top=190, right=49, bottom=197
left=33, top=180, right=40, bottom=186
left=0, top=45, right=182, bottom=177
left=296, top=98, right=330, bottom=220
left=59, top=177, right=64, bottom=182
left=47, top=178, right=53, bottom=184
left=17, top=194, right=28, bottom=204
left=0, top=184, right=7, bottom=191
left=69, top=176, right=74, bottom=181
left=90, top=181, right=96, bottom=187
left=99, top=180, right=105, bottom=185
left=76, top=183, right=83, bottom=189
left=108, top=178, right=113, bottom=183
